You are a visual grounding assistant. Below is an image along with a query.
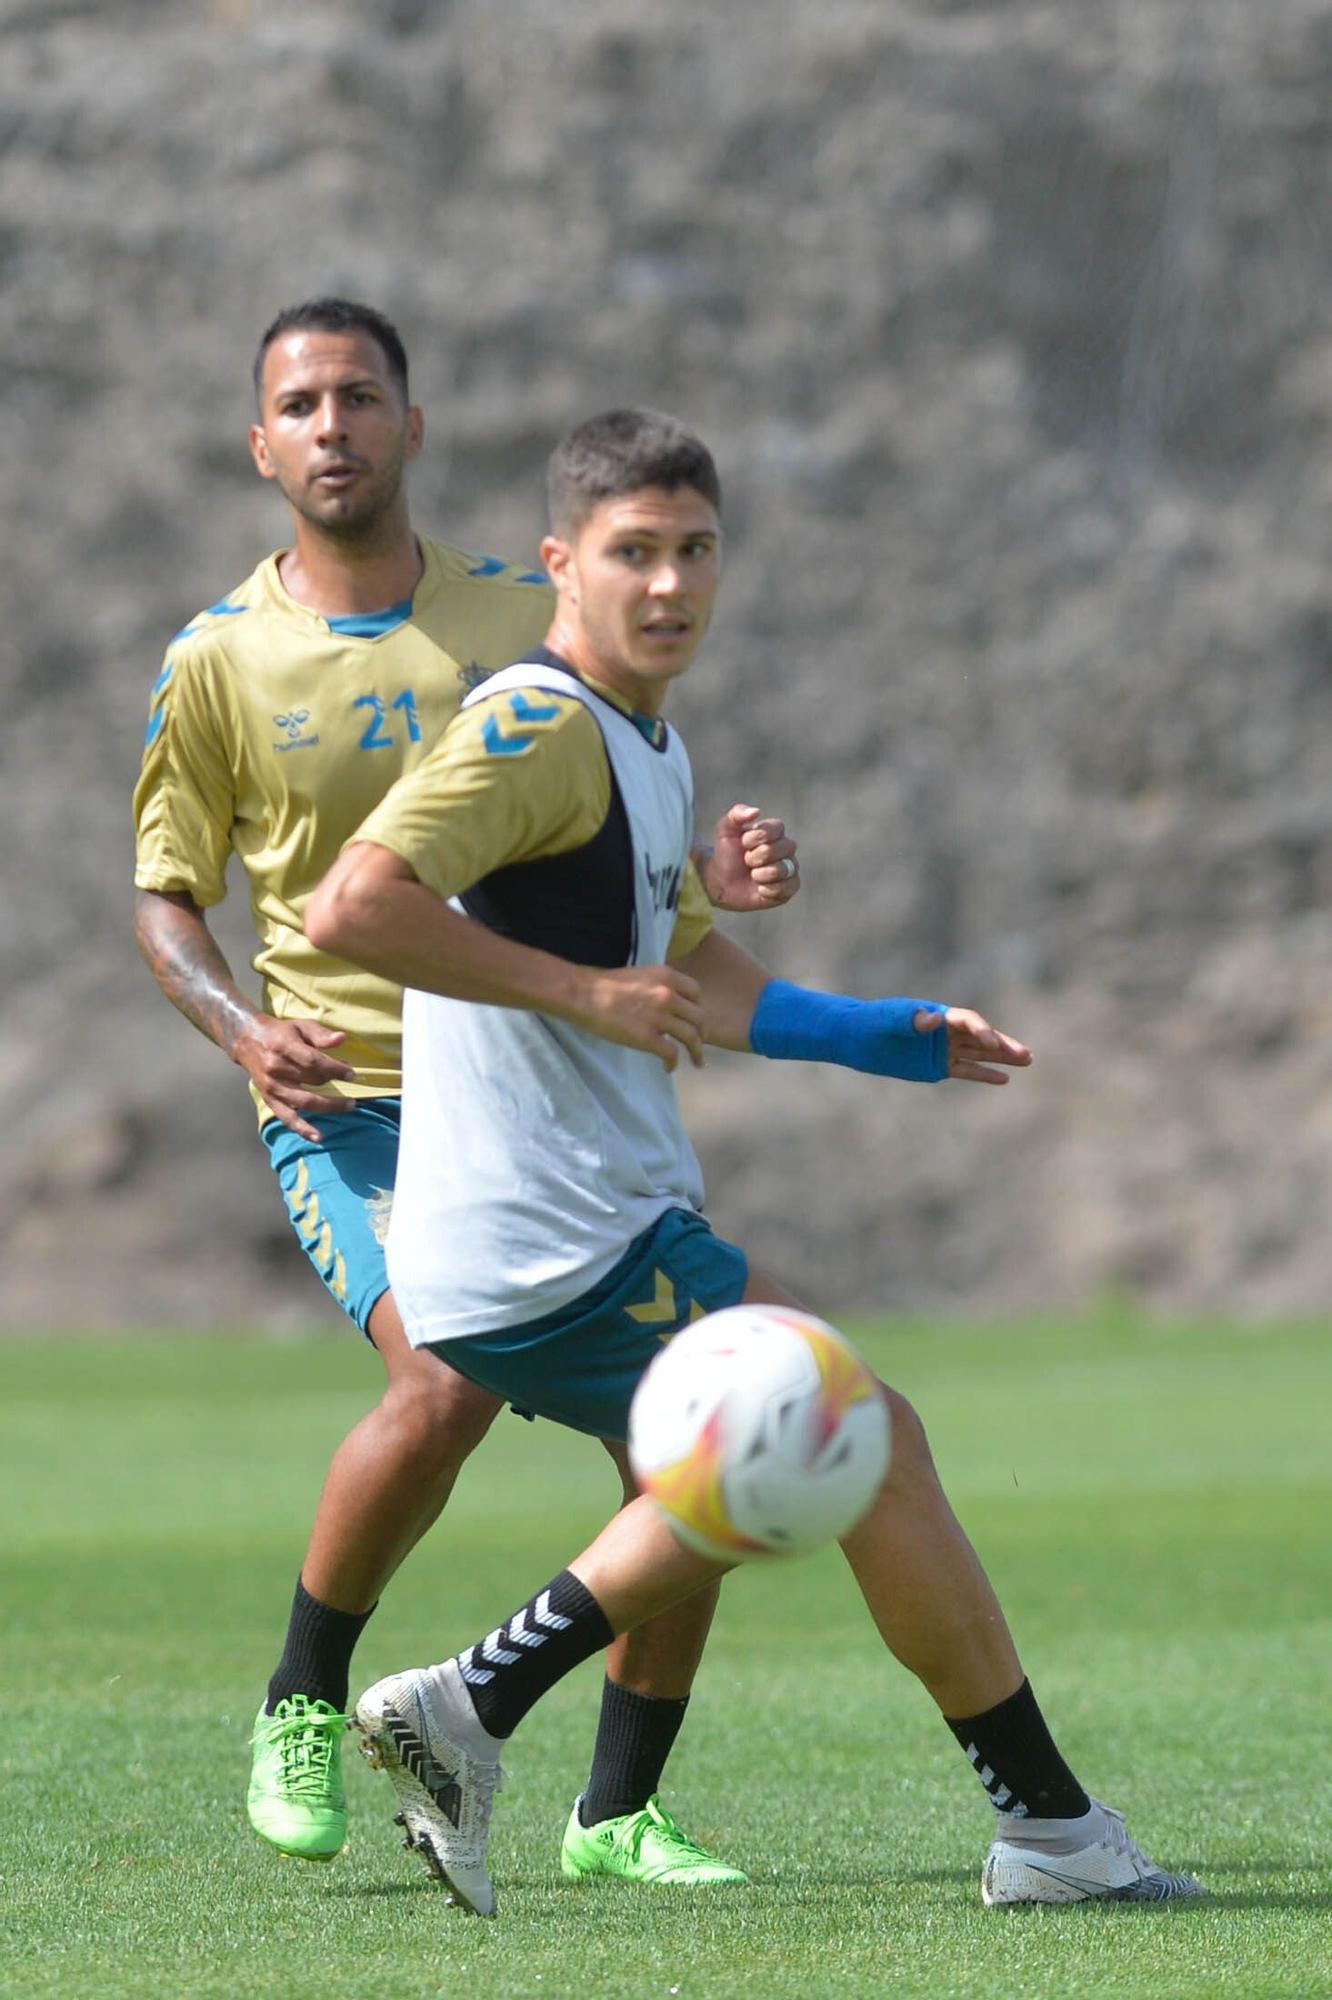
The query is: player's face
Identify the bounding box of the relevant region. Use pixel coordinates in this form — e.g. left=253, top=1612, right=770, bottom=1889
left=249, top=329, right=423, bottom=541
left=542, top=488, right=721, bottom=714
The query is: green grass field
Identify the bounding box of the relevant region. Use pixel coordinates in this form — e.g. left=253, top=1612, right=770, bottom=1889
left=2, top=1316, right=1328, bottom=2000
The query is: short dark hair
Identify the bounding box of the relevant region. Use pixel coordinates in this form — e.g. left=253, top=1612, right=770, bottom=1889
left=252, top=298, right=410, bottom=406
left=547, top=408, right=721, bottom=534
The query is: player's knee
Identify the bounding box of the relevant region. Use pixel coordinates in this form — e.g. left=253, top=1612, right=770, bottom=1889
left=601, top=1436, right=639, bottom=1504
left=378, top=1358, right=502, bottom=1465
left=878, top=1381, right=936, bottom=1489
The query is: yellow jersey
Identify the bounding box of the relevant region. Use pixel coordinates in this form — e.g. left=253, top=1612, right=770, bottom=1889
left=133, top=537, right=554, bottom=1099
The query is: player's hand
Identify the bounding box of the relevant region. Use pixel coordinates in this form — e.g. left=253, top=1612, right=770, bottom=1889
left=233, top=1016, right=359, bottom=1139
left=573, top=965, right=705, bottom=1072
left=920, top=1006, right=1032, bottom=1085
left=698, top=804, right=800, bottom=912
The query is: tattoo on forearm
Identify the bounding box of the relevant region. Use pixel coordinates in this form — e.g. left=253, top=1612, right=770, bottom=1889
left=134, top=892, right=255, bottom=1058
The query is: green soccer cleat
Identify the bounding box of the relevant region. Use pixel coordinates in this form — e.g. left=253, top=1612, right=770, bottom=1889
left=560, top=1794, right=749, bottom=1886
left=247, top=1696, right=349, bottom=1862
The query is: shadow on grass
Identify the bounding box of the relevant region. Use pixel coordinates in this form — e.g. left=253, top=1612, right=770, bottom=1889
left=335, top=1866, right=561, bottom=1901
left=1199, top=1856, right=1316, bottom=1876
left=1200, top=1889, right=1332, bottom=1911
left=1183, top=1856, right=1332, bottom=1912
left=882, top=1867, right=976, bottom=1889
left=337, top=1856, right=1332, bottom=1917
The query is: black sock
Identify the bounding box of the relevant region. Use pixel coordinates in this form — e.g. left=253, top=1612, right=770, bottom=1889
left=458, top=1570, right=614, bottom=1740
left=946, top=1678, right=1091, bottom=1819
left=265, top=1578, right=375, bottom=1715
left=580, top=1680, right=690, bottom=1826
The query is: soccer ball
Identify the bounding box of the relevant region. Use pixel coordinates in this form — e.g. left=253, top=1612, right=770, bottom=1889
left=627, top=1304, right=890, bottom=1562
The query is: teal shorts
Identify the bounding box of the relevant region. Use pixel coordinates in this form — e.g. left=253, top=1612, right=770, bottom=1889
left=429, top=1207, right=750, bottom=1442
left=262, top=1099, right=401, bottom=1336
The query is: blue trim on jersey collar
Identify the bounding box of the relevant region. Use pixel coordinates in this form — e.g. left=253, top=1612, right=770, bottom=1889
left=467, top=553, right=549, bottom=585
left=525, top=645, right=669, bottom=751
left=170, top=597, right=249, bottom=645
left=326, top=597, right=415, bottom=639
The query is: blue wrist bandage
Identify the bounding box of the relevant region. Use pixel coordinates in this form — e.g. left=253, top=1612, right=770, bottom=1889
left=749, top=979, right=950, bottom=1083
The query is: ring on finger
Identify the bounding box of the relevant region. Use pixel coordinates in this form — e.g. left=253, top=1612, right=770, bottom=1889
left=778, top=856, right=797, bottom=881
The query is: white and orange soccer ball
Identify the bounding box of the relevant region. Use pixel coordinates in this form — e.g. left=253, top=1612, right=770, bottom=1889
left=627, top=1304, right=890, bottom=1562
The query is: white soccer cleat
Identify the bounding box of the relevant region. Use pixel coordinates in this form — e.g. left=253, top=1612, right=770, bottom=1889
left=355, top=1660, right=504, bottom=1917
left=982, top=1798, right=1205, bottom=1906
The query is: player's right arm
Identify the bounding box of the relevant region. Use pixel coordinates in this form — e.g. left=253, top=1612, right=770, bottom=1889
left=306, top=691, right=710, bottom=1071
left=308, top=841, right=707, bottom=1072
left=132, top=639, right=356, bottom=1140
left=310, top=692, right=1028, bottom=1084
left=311, top=845, right=1030, bottom=1085
left=133, top=889, right=356, bottom=1140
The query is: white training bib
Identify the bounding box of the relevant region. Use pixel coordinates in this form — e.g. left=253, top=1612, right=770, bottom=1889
left=388, top=661, right=706, bottom=1344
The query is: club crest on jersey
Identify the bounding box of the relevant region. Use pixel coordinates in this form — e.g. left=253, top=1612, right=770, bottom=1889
left=458, top=660, right=495, bottom=692
left=273, top=709, right=320, bottom=752
left=645, top=856, right=683, bottom=914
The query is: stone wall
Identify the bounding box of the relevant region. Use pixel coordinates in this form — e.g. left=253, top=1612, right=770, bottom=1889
left=5, top=0, right=1331, bottom=1325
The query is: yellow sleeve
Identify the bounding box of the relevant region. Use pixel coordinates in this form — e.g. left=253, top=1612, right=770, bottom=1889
left=132, top=644, right=236, bottom=907
left=355, top=687, right=611, bottom=900
left=667, top=860, right=716, bottom=959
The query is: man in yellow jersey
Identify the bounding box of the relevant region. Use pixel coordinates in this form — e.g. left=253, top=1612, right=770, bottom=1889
left=132, top=302, right=800, bottom=1878
left=307, top=408, right=1202, bottom=1918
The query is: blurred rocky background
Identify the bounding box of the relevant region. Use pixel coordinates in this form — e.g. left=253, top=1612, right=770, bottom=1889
left=5, top=0, right=1332, bottom=1327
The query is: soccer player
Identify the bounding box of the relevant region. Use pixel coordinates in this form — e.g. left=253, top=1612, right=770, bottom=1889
left=132, top=302, right=800, bottom=1880
left=307, top=407, right=1205, bottom=1916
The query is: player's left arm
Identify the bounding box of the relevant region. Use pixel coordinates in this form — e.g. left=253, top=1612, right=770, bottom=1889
left=692, top=803, right=799, bottom=911
left=672, top=929, right=1033, bottom=1084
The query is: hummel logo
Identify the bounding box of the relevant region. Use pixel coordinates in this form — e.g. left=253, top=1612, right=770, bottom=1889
left=272, top=708, right=320, bottom=752
left=384, top=1714, right=463, bottom=1827
left=480, top=1627, right=521, bottom=1668
left=645, top=855, right=682, bottom=914
left=460, top=1590, right=571, bottom=1685
left=532, top=1588, right=572, bottom=1631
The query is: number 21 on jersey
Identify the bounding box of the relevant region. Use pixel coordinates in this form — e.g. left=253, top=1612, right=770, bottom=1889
left=355, top=689, right=422, bottom=750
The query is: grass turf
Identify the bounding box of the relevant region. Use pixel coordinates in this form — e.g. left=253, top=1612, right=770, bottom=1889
left=1, top=1316, right=1328, bottom=1999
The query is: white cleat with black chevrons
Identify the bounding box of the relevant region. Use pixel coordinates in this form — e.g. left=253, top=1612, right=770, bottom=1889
left=983, top=1798, right=1205, bottom=1906
left=355, top=1660, right=504, bottom=1916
